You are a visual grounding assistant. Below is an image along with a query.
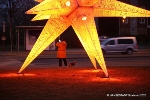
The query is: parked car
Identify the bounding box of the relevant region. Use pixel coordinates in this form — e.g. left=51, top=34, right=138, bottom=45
left=101, top=37, right=138, bottom=54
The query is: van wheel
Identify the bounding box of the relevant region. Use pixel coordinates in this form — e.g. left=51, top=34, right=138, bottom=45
left=126, top=49, right=133, bottom=55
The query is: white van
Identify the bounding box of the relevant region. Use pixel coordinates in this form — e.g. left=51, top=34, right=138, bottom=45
left=100, top=37, right=138, bottom=54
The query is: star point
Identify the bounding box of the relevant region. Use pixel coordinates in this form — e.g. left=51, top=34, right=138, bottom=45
left=19, top=0, right=150, bottom=77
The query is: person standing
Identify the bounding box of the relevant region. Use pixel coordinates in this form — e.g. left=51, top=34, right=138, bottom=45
left=56, top=38, right=68, bottom=67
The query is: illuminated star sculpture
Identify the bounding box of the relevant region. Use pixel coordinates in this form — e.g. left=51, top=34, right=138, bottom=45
left=18, top=0, right=150, bottom=77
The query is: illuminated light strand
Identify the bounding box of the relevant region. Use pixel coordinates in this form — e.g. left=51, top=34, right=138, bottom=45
left=71, top=15, right=97, bottom=68
left=73, top=28, right=97, bottom=69
left=26, top=0, right=78, bottom=15
left=66, top=1, right=71, bottom=6
left=32, top=14, right=51, bottom=21
left=69, top=7, right=107, bottom=75
left=18, top=17, right=71, bottom=73
left=19, top=0, right=150, bottom=77
left=94, top=0, right=150, bottom=17
left=35, top=0, right=44, bottom=2
left=69, top=7, right=98, bottom=69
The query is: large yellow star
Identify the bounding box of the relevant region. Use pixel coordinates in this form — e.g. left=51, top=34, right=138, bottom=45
left=18, top=0, right=150, bottom=77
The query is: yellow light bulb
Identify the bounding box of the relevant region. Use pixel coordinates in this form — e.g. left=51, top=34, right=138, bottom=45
left=82, top=16, right=87, bottom=20
left=66, top=1, right=71, bottom=6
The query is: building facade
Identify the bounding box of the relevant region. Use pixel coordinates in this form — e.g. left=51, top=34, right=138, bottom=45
left=119, top=0, right=150, bottom=36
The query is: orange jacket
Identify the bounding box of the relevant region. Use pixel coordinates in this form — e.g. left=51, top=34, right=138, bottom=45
left=56, top=41, right=67, bottom=58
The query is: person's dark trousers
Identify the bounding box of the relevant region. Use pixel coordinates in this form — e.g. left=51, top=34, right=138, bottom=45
left=59, top=58, right=67, bottom=66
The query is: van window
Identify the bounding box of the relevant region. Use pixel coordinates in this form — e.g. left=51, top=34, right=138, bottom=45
left=118, top=39, right=133, bottom=44
left=106, top=40, right=115, bottom=45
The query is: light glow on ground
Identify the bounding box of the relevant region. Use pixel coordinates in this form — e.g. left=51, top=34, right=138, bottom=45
left=79, top=69, right=100, bottom=73
left=0, top=73, right=36, bottom=77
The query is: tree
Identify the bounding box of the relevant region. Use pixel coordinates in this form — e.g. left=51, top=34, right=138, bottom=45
left=0, top=0, right=37, bottom=51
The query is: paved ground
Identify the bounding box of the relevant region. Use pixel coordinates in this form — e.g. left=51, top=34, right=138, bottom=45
left=0, top=66, right=149, bottom=100
left=0, top=48, right=150, bottom=100
left=0, top=48, right=150, bottom=69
